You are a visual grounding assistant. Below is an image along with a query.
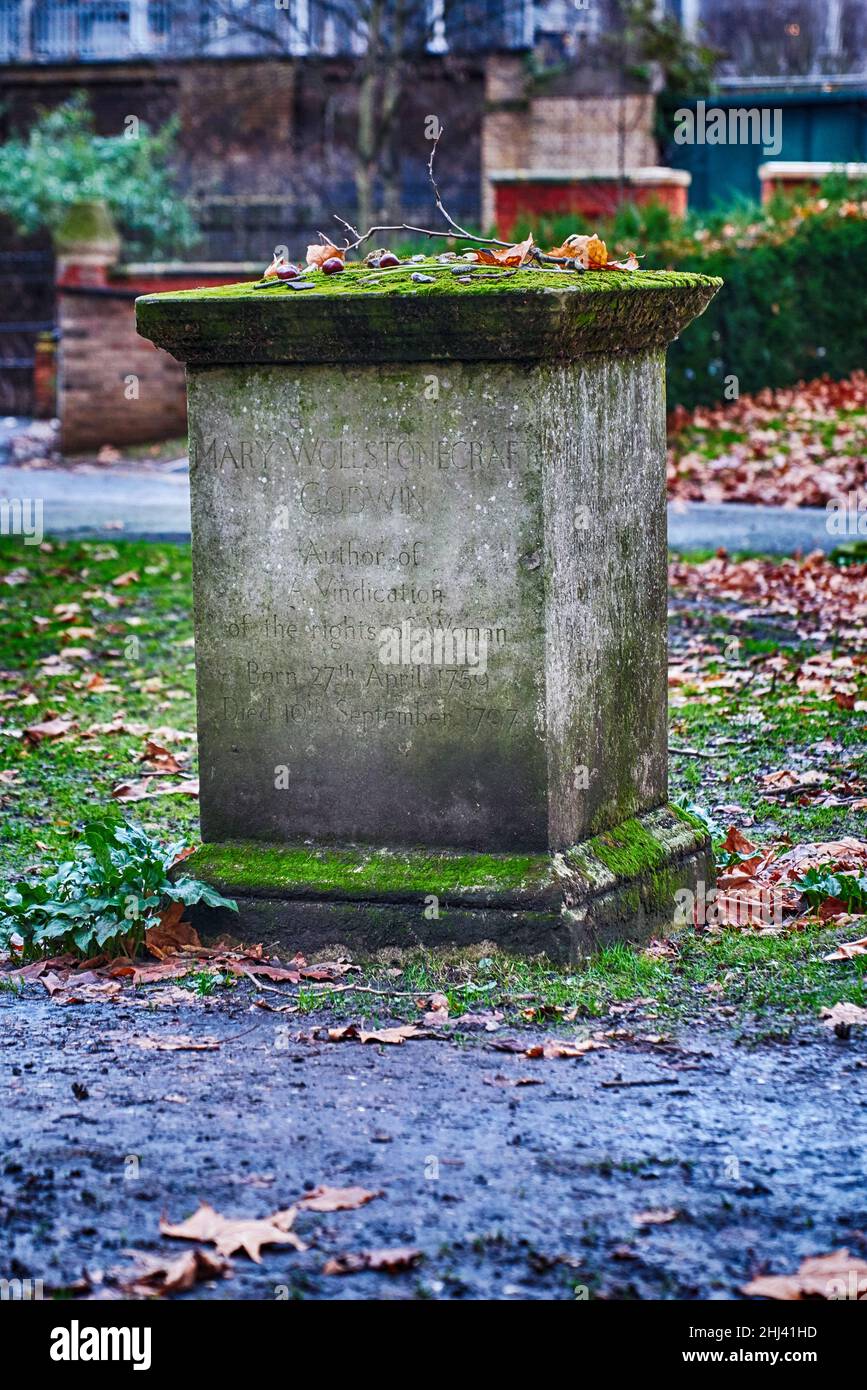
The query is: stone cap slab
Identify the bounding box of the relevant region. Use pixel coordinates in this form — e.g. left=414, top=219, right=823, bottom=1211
left=136, top=263, right=721, bottom=366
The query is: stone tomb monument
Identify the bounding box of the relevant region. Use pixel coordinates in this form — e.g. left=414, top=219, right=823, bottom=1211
left=137, top=265, right=720, bottom=959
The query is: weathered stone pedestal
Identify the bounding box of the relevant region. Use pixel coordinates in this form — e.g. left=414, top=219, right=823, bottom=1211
left=137, top=265, right=720, bottom=960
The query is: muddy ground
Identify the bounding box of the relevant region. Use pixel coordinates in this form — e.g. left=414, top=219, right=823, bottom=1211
left=3, top=984, right=866, bottom=1301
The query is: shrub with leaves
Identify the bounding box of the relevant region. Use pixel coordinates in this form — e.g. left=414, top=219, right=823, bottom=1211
left=0, top=819, right=235, bottom=959
left=793, top=868, right=867, bottom=916
left=0, top=92, right=198, bottom=258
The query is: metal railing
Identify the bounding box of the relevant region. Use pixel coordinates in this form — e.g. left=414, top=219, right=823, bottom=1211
left=0, top=0, right=536, bottom=64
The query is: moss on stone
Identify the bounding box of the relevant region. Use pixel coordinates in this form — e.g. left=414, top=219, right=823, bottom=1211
left=185, top=840, right=552, bottom=901
left=186, top=806, right=711, bottom=911
left=136, top=262, right=722, bottom=367
left=670, top=803, right=709, bottom=835
left=567, top=805, right=710, bottom=888
left=138, top=262, right=716, bottom=302
left=591, top=818, right=669, bottom=877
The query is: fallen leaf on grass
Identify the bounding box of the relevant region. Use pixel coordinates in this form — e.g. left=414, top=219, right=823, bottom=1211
left=742, top=1249, right=867, bottom=1300
left=111, top=777, right=199, bottom=802
left=824, top=936, right=867, bottom=961
left=112, top=570, right=139, bottom=587
left=421, top=991, right=450, bottom=1025
left=453, top=1009, right=504, bottom=1031
left=322, top=1247, right=422, bottom=1276
left=139, top=738, right=186, bottom=774
left=82, top=716, right=148, bottom=739
left=24, top=715, right=78, bottom=744
left=297, top=1185, right=382, bottom=1212
left=721, top=825, right=758, bottom=857
left=631, top=1208, right=679, bottom=1227
left=160, top=1203, right=306, bottom=1262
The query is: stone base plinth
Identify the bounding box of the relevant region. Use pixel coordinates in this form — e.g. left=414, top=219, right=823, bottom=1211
left=184, top=805, right=711, bottom=963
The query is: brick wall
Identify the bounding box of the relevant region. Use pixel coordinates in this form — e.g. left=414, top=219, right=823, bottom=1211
left=57, top=265, right=256, bottom=453
left=58, top=287, right=187, bottom=452
left=481, top=56, right=657, bottom=230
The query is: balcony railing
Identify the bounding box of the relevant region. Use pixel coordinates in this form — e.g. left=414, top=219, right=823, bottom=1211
left=0, top=0, right=536, bottom=63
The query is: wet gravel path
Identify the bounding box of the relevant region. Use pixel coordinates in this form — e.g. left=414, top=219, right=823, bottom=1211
left=2, top=990, right=866, bottom=1300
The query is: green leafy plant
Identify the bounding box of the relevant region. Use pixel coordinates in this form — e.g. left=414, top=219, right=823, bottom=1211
left=0, top=92, right=198, bottom=258
left=793, top=868, right=867, bottom=915
left=0, top=819, right=235, bottom=960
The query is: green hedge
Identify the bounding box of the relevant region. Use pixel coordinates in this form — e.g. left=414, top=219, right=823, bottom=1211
left=661, top=215, right=867, bottom=410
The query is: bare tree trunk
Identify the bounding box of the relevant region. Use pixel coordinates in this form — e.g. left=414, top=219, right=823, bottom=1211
left=354, top=0, right=384, bottom=232
left=378, top=0, right=406, bottom=222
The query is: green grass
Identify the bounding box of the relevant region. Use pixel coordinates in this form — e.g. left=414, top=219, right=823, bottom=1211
left=0, top=538, right=198, bottom=869
left=290, top=929, right=867, bottom=1027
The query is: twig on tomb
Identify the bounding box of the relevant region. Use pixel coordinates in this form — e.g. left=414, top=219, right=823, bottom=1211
left=329, top=128, right=569, bottom=266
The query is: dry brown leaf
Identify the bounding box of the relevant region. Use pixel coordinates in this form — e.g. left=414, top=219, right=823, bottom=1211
left=721, top=825, right=758, bottom=857
left=819, top=1001, right=867, bottom=1029
left=140, top=738, right=185, bottom=774
left=548, top=232, right=608, bottom=268
left=742, top=1249, right=867, bottom=1300
left=422, top=991, right=450, bottom=1025
left=326, top=1022, right=432, bottom=1045
left=297, top=1185, right=382, bottom=1213
left=525, top=1037, right=608, bottom=1059
left=222, top=958, right=302, bottom=983
left=824, top=937, right=867, bottom=962
left=38, top=969, right=122, bottom=1004
left=121, top=1247, right=231, bottom=1297
left=112, top=570, right=139, bottom=587
left=24, top=715, right=78, bottom=744
left=130, top=1034, right=221, bottom=1052
left=471, top=235, right=535, bottom=268
left=631, top=1208, right=679, bottom=1227
left=322, top=1247, right=422, bottom=1276
left=306, top=242, right=344, bottom=268
left=493, top=1036, right=607, bottom=1059
left=111, top=777, right=199, bottom=802
left=160, top=1202, right=306, bottom=1262
left=145, top=902, right=202, bottom=959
